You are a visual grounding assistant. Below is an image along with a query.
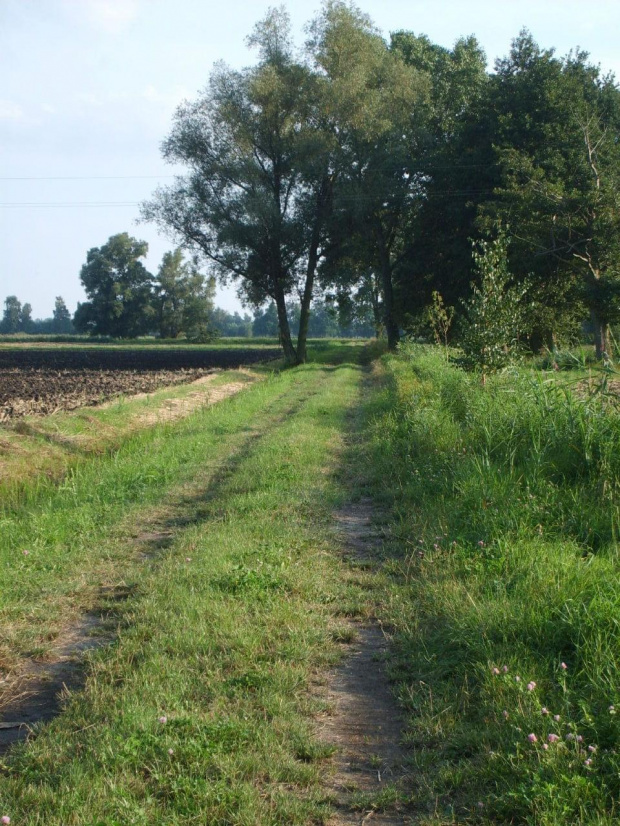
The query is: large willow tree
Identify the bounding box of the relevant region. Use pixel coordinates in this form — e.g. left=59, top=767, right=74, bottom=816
left=142, top=9, right=333, bottom=363
left=310, top=1, right=428, bottom=350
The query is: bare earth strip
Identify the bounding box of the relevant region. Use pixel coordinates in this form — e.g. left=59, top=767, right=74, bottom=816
left=125, top=374, right=250, bottom=427
left=321, top=501, right=412, bottom=825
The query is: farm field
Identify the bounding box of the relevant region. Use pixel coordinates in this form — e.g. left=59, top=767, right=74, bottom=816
left=0, top=342, right=281, bottom=421
left=1, top=341, right=619, bottom=824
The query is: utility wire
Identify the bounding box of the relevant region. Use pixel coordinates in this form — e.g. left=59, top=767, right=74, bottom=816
left=0, top=175, right=176, bottom=181
left=0, top=190, right=501, bottom=208
left=0, top=202, right=141, bottom=207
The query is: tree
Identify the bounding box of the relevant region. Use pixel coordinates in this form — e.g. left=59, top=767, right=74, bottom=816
left=389, top=32, right=491, bottom=318
left=74, top=233, right=154, bottom=338
left=252, top=303, right=279, bottom=337
left=483, top=32, right=620, bottom=357
left=459, top=228, right=528, bottom=379
left=143, top=9, right=334, bottom=364
left=154, top=248, right=216, bottom=339
left=323, top=268, right=382, bottom=336
left=52, top=296, right=73, bottom=333
left=19, top=303, right=33, bottom=333
left=210, top=308, right=253, bottom=337
left=1, top=296, right=22, bottom=333
left=310, top=2, right=428, bottom=349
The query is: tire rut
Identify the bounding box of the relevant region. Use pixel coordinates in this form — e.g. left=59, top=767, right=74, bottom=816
left=320, top=501, right=412, bottom=825
left=0, top=371, right=326, bottom=755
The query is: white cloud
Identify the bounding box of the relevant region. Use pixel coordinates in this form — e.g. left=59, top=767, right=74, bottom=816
left=0, top=99, right=24, bottom=120
left=62, top=0, right=140, bottom=33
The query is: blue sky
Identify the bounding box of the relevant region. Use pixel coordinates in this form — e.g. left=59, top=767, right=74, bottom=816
left=2, top=0, right=619, bottom=319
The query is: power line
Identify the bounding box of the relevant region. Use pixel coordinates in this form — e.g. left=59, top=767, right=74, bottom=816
left=0, top=188, right=502, bottom=208
left=0, top=175, right=176, bottom=181
left=0, top=163, right=502, bottom=182
left=0, top=201, right=141, bottom=208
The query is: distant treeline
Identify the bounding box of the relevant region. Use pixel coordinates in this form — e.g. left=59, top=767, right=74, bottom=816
left=0, top=296, right=74, bottom=335
left=1, top=287, right=373, bottom=341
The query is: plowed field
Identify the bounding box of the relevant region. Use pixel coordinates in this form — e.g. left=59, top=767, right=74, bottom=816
left=0, top=347, right=279, bottom=421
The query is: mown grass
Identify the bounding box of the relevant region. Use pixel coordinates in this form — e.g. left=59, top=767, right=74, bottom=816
left=0, top=339, right=374, bottom=503
left=363, top=344, right=620, bottom=824
left=0, top=342, right=385, bottom=824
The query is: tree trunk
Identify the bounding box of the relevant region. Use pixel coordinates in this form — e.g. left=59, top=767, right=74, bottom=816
left=381, top=279, right=400, bottom=349
left=296, top=254, right=316, bottom=365
left=296, top=176, right=331, bottom=364
left=273, top=280, right=297, bottom=363
left=375, top=226, right=399, bottom=350
left=366, top=273, right=383, bottom=338
left=591, top=308, right=612, bottom=360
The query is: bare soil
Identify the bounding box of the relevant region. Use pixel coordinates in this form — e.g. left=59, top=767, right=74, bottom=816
left=0, top=347, right=279, bottom=421
left=320, top=501, right=411, bottom=825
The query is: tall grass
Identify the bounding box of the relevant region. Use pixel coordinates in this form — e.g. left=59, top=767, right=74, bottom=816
left=368, top=344, right=620, bottom=824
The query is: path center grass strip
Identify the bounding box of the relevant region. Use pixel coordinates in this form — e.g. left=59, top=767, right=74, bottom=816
left=0, top=354, right=370, bottom=825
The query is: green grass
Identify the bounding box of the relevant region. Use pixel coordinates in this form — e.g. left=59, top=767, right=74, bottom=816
left=0, top=335, right=371, bottom=350
left=363, top=344, right=620, bottom=824
left=0, top=368, right=263, bottom=504
left=0, top=335, right=280, bottom=348
left=0, top=342, right=387, bottom=824
left=6, top=336, right=616, bottom=823
left=0, top=339, right=377, bottom=502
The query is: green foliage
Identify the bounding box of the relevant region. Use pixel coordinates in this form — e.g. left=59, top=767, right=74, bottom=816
left=312, top=2, right=429, bottom=350
left=484, top=31, right=620, bottom=357
left=459, top=230, right=528, bottom=375
left=154, top=249, right=216, bottom=340
left=19, top=302, right=33, bottom=333
left=52, top=296, right=73, bottom=334
left=0, top=297, right=39, bottom=333
left=1, top=296, right=23, bottom=333
left=252, top=303, right=279, bottom=337
left=390, top=31, right=490, bottom=319
left=367, top=344, right=620, bottom=821
left=425, top=290, right=454, bottom=353
left=142, top=8, right=334, bottom=363
left=75, top=233, right=154, bottom=338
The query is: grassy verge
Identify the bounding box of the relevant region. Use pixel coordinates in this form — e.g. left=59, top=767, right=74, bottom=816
left=0, top=336, right=281, bottom=348
left=0, top=343, right=385, bottom=824
left=0, top=340, right=378, bottom=503
left=364, top=344, right=620, bottom=824
left=0, top=367, right=264, bottom=503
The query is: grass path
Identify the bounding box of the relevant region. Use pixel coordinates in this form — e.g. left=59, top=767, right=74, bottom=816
left=0, top=345, right=411, bottom=825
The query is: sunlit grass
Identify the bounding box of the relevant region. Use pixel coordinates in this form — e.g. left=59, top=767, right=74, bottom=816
left=0, top=351, right=383, bottom=824
left=365, top=344, right=620, bottom=824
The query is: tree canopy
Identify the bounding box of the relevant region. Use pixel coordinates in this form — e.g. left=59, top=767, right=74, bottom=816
left=137, top=5, right=620, bottom=361
left=74, top=233, right=154, bottom=338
